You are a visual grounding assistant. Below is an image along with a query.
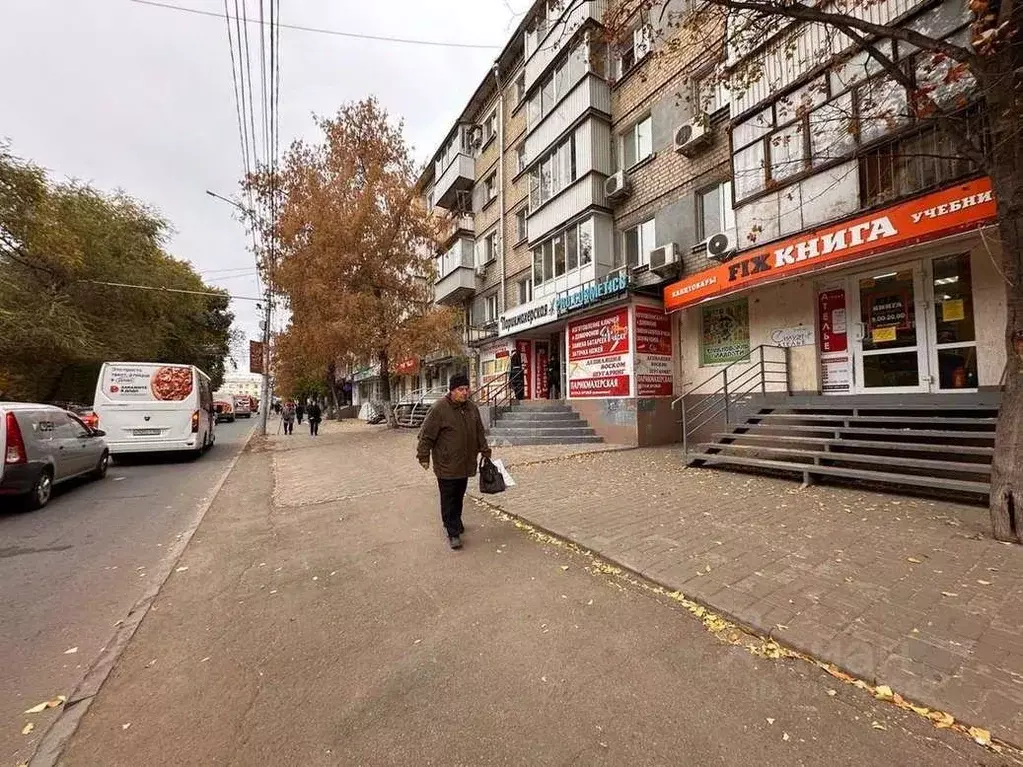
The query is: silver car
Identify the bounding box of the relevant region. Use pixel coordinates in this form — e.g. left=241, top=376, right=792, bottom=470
left=0, top=403, right=110, bottom=510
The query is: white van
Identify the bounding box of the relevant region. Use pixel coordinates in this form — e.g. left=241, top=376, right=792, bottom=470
left=93, top=362, right=216, bottom=456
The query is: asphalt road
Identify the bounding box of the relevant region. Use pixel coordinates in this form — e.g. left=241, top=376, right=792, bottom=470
left=0, top=417, right=255, bottom=767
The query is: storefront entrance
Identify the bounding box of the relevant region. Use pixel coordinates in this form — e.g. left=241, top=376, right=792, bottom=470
left=844, top=253, right=978, bottom=394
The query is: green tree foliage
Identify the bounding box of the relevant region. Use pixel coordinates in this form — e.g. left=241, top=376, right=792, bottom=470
left=0, top=145, right=236, bottom=402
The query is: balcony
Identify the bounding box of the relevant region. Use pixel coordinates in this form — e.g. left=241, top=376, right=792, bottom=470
left=526, top=75, right=611, bottom=164
left=434, top=153, right=475, bottom=210
left=525, top=0, right=608, bottom=92
left=434, top=237, right=477, bottom=306
left=439, top=214, right=475, bottom=249
left=528, top=173, right=606, bottom=243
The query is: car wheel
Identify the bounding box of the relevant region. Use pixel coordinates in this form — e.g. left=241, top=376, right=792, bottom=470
left=91, top=451, right=110, bottom=480
left=27, top=468, right=53, bottom=510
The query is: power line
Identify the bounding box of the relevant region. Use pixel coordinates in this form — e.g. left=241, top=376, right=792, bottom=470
left=82, top=280, right=261, bottom=301
left=128, top=0, right=503, bottom=49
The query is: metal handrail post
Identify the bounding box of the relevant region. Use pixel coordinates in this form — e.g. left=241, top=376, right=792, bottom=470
left=785, top=347, right=791, bottom=394
left=723, top=368, right=730, bottom=426
left=760, top=347, right=767, bottom=395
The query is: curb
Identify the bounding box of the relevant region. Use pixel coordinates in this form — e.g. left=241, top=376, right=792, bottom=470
left=28, top=423, right=260, bottom=767
left=469, top=491, right=1019, bottom=755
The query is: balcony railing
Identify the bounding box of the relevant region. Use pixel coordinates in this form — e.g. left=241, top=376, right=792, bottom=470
left=435, top=153, right=475, bottom=209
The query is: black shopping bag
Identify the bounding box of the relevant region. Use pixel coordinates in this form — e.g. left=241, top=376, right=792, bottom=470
left=478, top=457, right=506, bottom=494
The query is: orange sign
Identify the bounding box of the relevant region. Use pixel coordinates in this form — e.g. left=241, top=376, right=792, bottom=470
left=664, top=178, right=996, bottom=313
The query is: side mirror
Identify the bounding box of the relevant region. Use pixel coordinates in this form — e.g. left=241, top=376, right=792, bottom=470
left=92, top=429, right=107, bottom=437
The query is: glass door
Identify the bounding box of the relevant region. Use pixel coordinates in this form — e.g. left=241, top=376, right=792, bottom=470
left=850, top=265, right=930, bottom=393
left=928, top=253, right=979, bottom=391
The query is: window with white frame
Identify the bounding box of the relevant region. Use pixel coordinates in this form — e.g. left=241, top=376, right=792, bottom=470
left=730, top=26, right=975, bottom=205
left=482, top=110, right=498, bottom=146
left=621, top=115, right=653, bottom=169
left=529, top=134, right=577, bottom=209
left=615, top=24, right=652, bottom=79
left=483, top=172, right=498, bottom=205
left=531, top=220, right=593, bottom=288
left=485, top=293, right=498, bottom=323
left=696, top=181, right=736, bottom=242
left=693, top=68, right=730, bottom=116
left=528, top=42, right=588, bottom=128
left=516, top=143, right=527, bottom=174
left=479, top=230, right=499, bottom=265
left=516, top=208, right=528, bottom=242
left=622, top=218, right=656, bottom=269
left=517, top=277, right=533, bottom=305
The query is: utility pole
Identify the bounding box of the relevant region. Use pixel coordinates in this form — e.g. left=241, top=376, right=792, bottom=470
left=207, top=189, right=273, bottom=436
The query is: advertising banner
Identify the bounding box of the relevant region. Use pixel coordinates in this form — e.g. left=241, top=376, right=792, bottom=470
left=514, top=339, right=533, bottom=400
left=568, top=307, right=631, bottom=398
left=634, top=305, right=673, bottom=396
left=102, top=364, right=194, bottom=401
left=819, top=288, right=851, bottom=393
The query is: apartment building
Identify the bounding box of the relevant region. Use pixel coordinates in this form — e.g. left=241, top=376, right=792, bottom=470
left=662, top=0, right=999, bottom=399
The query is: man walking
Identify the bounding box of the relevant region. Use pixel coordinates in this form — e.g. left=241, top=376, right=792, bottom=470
left=416, top=374, right=492, bottom=550
left=307, top=400, right=322, bottom=436
left=282, top=400, right=296, bottom=435
left=295, top=401, right=305, bottom=425
left=546, top=352, right=561, bottom=400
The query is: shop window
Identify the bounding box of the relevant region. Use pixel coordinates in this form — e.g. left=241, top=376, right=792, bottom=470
left=700, top=299, right=750, bottom=365
left=933, top=253, right=978, bottom=389
left=696, top=182, right=735, bottom=242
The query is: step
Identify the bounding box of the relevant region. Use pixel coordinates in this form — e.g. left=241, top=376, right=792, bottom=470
left=497, top=411, right=582, bottom=422
left=689, top=453, right=990, bottom=494
left=488, top=435, right=604, bottom=446
left=489, top=426, right=598, bottom=438
left=696, top=443, right=991, bottom=474
left=733, top=424, right=996, bottom=440
left=746, top=399, right=999, bottom=412
left=504, top=403, right=575, bottom=413
left=710, top=432, right=996, bottom=456
left=752, top=413, right=998, bottom=426
left=495, top=418, right=586, bottom=428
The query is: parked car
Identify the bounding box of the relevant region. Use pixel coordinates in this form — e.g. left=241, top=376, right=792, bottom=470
left=0, top=403, right=109, bottom=510
left=213, top=400, right=235, bottom=423
left=49, top=402, right=101, bottom=431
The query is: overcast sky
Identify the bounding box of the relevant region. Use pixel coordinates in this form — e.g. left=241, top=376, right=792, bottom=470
left=1, top=0, right=521, bottom=368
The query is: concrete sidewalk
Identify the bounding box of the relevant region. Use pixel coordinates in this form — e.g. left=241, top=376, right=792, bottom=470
left=276, top=421, right=1023, bottom=745
left=477, top=442, right=1023, bottom=746
left=54, top=419, right=1009, bottom=766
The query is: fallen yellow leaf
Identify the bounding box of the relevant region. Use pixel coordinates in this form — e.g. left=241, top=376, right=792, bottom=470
left=874, top=685, right=894, bottom=701
left=909, top=704, right=930, bottom=716
left=930, top=710, right=955, bottom=728
left=23, top=695, right=65, bottom=715
left=21, top=723, right=34, bottom=735
left=871, top=721, right=887, bottom=731
left=941, top=592, right=959, bottom=598
left=977, top=580, right=992, bottom=586
left=968, top=726, right=992, bottom=746
left=560, top=565, right=569, bottom=571
left=907, top=557, right=922, bottom=563
left=826, top=689, right=837, bottom=697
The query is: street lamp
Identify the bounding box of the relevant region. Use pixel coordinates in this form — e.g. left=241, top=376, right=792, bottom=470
left=207, top=189, right=272, bottom=438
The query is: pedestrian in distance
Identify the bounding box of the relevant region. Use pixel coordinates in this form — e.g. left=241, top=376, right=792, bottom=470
left=416, top=373, right=492, bottom=550
left=281, top=401, right=296, bottom=435
left=509, top=349, right=525, bottom=401
left=546, top=353, right=561, bottom=400
left=308, top=400, right=322, bottom=436
left=296, top=401, right=305, bottom=425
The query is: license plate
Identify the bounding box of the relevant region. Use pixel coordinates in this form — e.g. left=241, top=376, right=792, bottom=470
left=133, top=428, right=161, bottom=436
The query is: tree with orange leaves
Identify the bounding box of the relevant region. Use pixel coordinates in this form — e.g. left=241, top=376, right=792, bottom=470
left=246, top=97, right=458, bottom=426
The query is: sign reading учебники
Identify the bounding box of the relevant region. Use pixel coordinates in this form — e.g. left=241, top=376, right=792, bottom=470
left=663, top=178, right=997, bottom=313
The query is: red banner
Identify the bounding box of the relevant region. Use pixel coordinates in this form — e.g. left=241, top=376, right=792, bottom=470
left=514, top=339, right=532, bottom=400
left=568, top=308, right=632, bottom=398
left=818, top=289, right=847, bottom=353
left=635, top=305, right=673, bottom=396
left=535, top=342, right=549, bottom=399
left=249, top=340, right=264, bottom=375
left=664, top=177, right=996, bottom=313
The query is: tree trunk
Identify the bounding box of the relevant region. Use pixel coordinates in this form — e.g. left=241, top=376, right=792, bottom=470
left=986, top=87, right=1023, bottom=543
left=378, top=348, right=397, bottom=428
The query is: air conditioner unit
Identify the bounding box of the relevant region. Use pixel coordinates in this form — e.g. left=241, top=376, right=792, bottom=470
left=706, top=230, right=737, bottom=263
left=649, top=243, right=680, bottom=275
left=604, top=170, right=631, bottom=201
left=674, top=119, right=712, bottom=157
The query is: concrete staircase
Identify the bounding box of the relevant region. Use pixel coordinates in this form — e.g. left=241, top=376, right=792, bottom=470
left=488, top=400, right=603, bottom=446
left=687, top=394, right=999, bottom=500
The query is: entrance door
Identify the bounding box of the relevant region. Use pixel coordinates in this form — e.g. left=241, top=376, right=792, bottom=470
left=849, top=265, right=930, bottom=393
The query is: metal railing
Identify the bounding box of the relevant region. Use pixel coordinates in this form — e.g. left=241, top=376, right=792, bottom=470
left=393, top=385, right=448, bottom=428
left=473, top=371, right=513, bottom=411
left=671, top=345, right=790, bottom=456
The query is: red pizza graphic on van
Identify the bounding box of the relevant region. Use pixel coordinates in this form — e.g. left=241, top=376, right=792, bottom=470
left=150, top=366, right=194, bottom=401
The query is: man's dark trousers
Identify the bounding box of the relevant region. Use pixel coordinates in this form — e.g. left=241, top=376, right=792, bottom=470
left=438, top=477, right=469, bottom=536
